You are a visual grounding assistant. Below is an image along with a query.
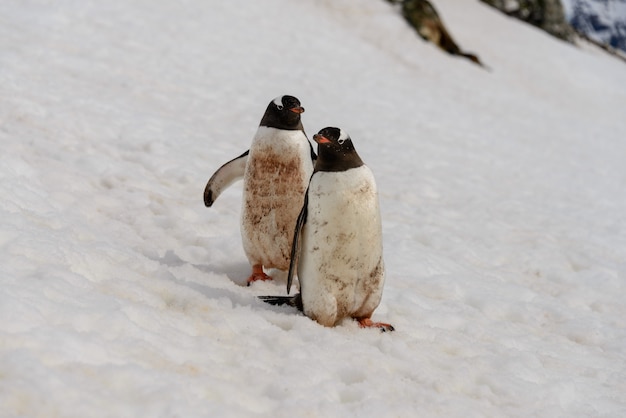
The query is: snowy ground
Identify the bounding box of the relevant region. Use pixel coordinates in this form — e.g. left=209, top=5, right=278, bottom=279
left=1, top=0, right=626, bottom=417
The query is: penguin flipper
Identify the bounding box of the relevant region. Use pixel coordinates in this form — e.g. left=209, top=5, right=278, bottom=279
left=286, top=189, right=308, bottom=294
left=203, top=150, right=249, bottom=207
left=258, top=293, right=303, bottom=311
left=309, top=139, right=317, bottom=162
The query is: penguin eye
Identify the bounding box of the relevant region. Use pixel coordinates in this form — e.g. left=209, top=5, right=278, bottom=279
left=277, top=105, right=284, bottom=110
left=338, top=138, right=346, bottom=145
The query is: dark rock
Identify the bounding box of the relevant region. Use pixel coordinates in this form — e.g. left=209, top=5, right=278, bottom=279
left=387, top=0, right=485, bottom=67
left=568, top=0, right=626, bottom=53
left=480, top=0, right=575, bottom=42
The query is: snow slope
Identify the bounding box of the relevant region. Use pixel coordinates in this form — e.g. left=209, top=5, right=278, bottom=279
left=1, top=0, right=626, bottom=416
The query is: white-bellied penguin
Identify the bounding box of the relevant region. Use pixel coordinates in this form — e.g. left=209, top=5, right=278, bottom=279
left=203, top=95, right=316, bottom=285
left=260, top=127, right=393, bottom=331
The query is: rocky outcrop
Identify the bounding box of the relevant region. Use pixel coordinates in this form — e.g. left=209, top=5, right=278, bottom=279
left=566, top=0, right=626, bottom=53
left=479, top=0, right=574, bottom=42
left=387, top=0, right=485, bottom=67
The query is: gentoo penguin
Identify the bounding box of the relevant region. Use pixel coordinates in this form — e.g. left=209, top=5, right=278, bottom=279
left=203, top=95, right=316, bottom=284
left=260, top=127, right=394, bottom=331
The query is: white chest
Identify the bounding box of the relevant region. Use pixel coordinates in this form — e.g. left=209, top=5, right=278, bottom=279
left=298, top=166, right=384, bottom=322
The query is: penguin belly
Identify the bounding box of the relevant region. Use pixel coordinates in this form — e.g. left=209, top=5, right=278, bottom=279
left=241, top=127, right=313, bottom=271
left=298, top=167, right=385, bottom=327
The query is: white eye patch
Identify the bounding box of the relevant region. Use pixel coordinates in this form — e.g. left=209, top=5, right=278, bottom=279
left=272, top=96, right=284, bottom=110
left=338, top=129, right=349, bottom=145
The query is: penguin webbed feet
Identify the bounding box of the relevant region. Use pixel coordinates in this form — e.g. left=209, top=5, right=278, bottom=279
left=246, top=265, right=273, bottom=286
left=356, top=317, right=395, bottom=332
left=246, top=272, right=273, bottom=286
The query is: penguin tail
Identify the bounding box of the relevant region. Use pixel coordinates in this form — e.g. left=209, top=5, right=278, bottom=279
left=258, top=294, right=303, bottom=312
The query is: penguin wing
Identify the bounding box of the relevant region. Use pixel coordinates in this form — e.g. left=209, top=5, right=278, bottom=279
left=203, top=150, right=249, bottom=207
left=309, top=140, right=317, bottom=162
left=258, top=294, right=303, bottom=311
left=286, top=188, right=309, bottom=294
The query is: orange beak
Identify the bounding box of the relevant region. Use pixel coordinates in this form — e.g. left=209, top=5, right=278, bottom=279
left=290, top=106, right=305, bottom=114
left=313, top=134, right=331, bottom=144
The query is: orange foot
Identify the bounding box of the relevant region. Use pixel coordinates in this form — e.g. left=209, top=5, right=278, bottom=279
left=246, top=264, right=273, bottom=286
left=357, top=317, right=395, bottom=332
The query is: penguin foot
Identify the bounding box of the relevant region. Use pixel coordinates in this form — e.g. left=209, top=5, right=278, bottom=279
left=357, top=318, right=395, bottom=332
left=246, top=265, right=273, bottom=286
left=246, top=272, right=273, bottom=285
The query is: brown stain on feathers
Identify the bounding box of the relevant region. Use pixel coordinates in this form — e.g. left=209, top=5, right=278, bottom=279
left=242, top=148, right=308, bottom=270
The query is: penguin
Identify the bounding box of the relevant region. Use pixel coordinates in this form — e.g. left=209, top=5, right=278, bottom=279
left=203, top=95, right=316, bottom=285
left=260, top=127, right=394, bottom=332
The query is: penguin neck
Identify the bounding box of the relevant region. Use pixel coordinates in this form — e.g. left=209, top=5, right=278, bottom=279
left=259, top=115, right=304, bottom=132
left=314, top=147, right=364, bottom=173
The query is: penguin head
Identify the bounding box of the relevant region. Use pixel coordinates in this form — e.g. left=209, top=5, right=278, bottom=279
left=313, top=127, right=353, bottom=150
left=259, top=95, right=305, bottom=131
left=313, top=127, right=364, bottom=172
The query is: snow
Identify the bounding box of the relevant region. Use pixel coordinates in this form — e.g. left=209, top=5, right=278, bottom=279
left=1, top=0, right=626, bottom=416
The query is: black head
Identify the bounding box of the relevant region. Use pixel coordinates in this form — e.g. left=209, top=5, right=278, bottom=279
left=313, top=127, right=364, bottom=172
left=259, top=95, right=305, bottom=131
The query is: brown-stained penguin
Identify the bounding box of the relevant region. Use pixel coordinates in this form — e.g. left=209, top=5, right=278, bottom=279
left=204, top=95, right=316, bottom=285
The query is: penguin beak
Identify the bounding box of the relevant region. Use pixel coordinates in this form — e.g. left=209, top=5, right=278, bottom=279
left=290, top=106, right=305, bottom=114
left=313, top=134, right=331, bottom=144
